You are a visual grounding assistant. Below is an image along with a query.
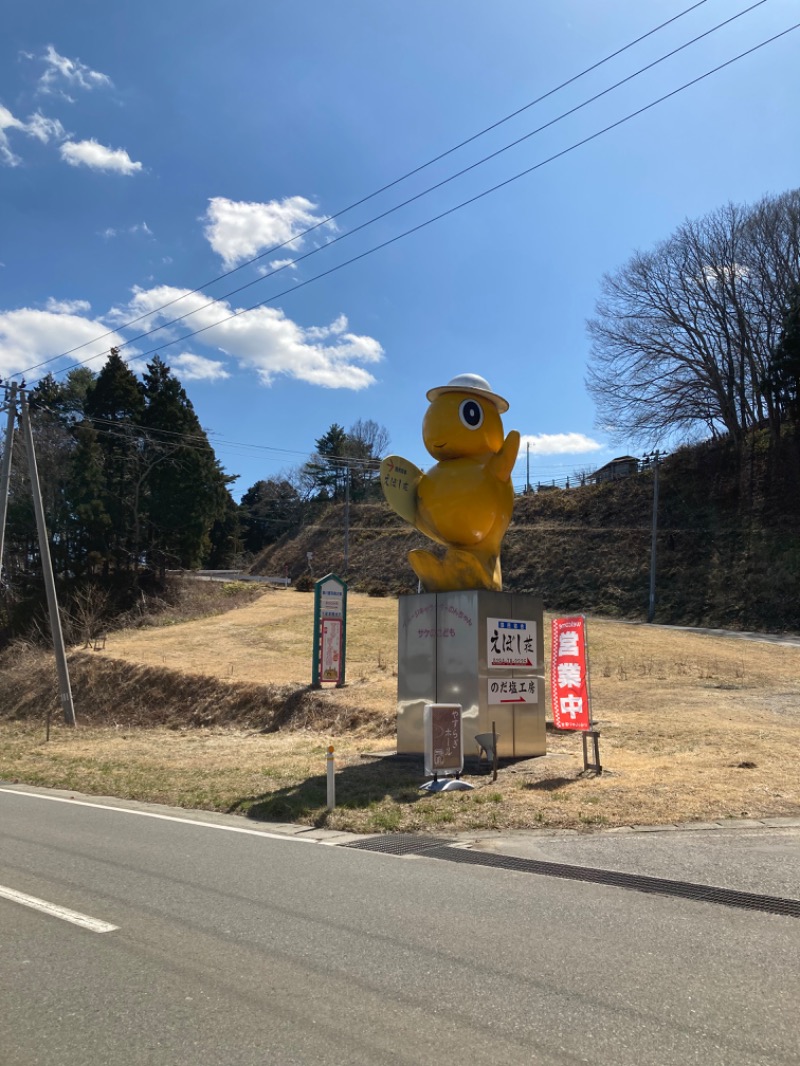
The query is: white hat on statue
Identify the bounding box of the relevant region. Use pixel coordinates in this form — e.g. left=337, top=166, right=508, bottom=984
left=426, top=373, right=509, bottom=413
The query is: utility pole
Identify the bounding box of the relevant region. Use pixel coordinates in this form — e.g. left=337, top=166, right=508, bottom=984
left=526, top=441, right=530, bottom=493
left=647, top=450, right=661, bottom=624
left=19, top=389, right=77, bottom=727
left=0, top=383, right=18, bottom=579
left=343, top=460, right=350, bottom=575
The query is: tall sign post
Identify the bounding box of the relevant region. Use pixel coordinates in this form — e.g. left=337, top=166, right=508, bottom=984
left=312, top=573, right=347, bottom=689
left=550, top=615, right=600, bottom=772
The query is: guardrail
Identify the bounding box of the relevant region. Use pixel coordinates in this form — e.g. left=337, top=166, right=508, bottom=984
left=171, top=570, right=292, bottom=587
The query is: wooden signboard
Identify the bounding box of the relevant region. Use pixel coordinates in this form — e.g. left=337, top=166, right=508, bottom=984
left=424, top=703, right=463, bottom=777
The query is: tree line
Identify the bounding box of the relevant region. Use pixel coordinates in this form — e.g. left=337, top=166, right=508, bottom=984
left=3, top=350, right=237, bottom=584
left=1, top=348, right=390, bottom=596
left=237, top=419, right=389, bottom=556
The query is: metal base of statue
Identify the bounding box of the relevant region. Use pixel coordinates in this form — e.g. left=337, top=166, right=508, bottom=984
left=419, top=777, right=475, bottom=793
left=397, top=590, right=546, bottom=758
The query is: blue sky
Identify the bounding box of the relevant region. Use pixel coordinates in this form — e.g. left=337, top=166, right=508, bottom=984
left=1, top=0, right=798, bottom=498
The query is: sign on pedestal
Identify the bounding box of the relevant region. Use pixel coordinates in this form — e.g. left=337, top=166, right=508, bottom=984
left=312, top=574, right=347, bottom=688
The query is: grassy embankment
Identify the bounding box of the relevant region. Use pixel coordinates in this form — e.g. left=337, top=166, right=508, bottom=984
left=2, top=585, right=798, bottom=835
left=253, top=430, right=800, bottom=632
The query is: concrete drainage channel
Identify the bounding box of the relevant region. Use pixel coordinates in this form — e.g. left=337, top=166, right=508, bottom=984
left=341, top=835, right=800, bottom=920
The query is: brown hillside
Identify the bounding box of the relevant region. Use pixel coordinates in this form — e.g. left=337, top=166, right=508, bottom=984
left=252, top=431, right=800, bottom=632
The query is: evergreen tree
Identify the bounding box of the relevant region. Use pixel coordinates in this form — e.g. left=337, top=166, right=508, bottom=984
left=302, top=423, right=350, bottom=499
left=84, top=348, right=145, bottom=571
left=140, top=356, right=235, bottom=571
left=207, top=493, right=241, bottom=569
left=301, top=421, right=388, bottom=501
left=66, top=420, right=111, bottom=576
left=239, top=477, right=301, bottom=553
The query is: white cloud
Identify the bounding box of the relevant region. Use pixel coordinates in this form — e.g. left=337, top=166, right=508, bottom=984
left=24, top=111, right=66, bottom=144
left=261, top=258, right=298, bottom=274
left=60, top=139, right=142, bottom=174
left=519, top=433, right=604, bottom=456
left=38, top=45, right=112, bottom=97
left=44, top=297, right=92, bottom=314
left=0, top=306, right=125, bottom=378
left=170, top=353, right=230, bottom=382
left=303, top=314, right=348, bottom=341
left=114, top=286, right=383, bottom=390
left=203, top=196, right=333, bottom=269
left=0, top=103, right=66, bottom=165
left=100, top=222, right=153, bottom=238
left=0, top=104, right=24, bottom=165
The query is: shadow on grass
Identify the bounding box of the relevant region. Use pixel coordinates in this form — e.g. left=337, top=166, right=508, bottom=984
left=227, top=753, right=507, bottom=829
left=227, top=754, right=430, bottom=829
left=523, top=775, right=579, bottom=792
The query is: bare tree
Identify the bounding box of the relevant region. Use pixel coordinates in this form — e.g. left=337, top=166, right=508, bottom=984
left=587, top=189, right=800, bottom=447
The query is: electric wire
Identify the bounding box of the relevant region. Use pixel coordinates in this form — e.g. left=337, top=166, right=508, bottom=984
left=28, top=403, right=385, bottom=470
left=21, top=0, right=717, bottom=374
left=50, top=19, right=799, bottom=380
left=51, top=0, right=776, bottom=370
left=20, top=0, right=771, bottom=381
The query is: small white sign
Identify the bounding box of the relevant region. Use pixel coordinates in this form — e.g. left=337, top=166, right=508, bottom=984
left=487, top=618, right=537, bottom=669
left=487, top=677, right=539, bottom=704
left=320, top=580, right=344, bottom=618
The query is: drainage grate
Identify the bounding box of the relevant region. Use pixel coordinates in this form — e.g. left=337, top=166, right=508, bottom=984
left=344, top=835, right=800, bottom=918
left=421, top=846, right=800, bottom=919
left=342, top=834, right=453, bottom=856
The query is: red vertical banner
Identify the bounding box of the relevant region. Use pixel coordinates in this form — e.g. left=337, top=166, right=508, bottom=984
left=550, top=616, right=592, bottom=731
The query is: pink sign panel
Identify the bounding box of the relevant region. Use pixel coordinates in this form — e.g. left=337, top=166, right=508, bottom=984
left=320, top=618, right=342, bottom=683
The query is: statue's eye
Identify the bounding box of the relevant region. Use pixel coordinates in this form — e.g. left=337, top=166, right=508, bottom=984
left=459, top=398, right=484, bottom=429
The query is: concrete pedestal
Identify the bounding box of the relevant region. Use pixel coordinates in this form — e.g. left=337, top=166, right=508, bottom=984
left=396, top=590, right=546, bottom=758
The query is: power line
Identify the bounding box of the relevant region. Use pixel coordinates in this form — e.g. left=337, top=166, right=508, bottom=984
left=36, top=407, right=385, bottom=471
left=51, top=19, right=799, bottom=380
left=19, top=0, right=716, bottom=376
left=62, top=0, right=769, bottom=368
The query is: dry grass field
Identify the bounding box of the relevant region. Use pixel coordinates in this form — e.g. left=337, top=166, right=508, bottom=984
left=1, top=583, right=799, bottom=835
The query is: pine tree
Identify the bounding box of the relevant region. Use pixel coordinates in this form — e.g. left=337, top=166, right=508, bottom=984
left=140, top=356, right=235, bottom=571
left=303, top=423, right=350, bottom=500
left=66, top=420, right=111, bottom=577
left=84, top=348, right=145, bottom=572
left=239, top=477, right=301, bottom=553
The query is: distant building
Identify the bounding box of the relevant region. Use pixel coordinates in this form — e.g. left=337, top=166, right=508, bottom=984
left=588, top=455, right=640, bottom=484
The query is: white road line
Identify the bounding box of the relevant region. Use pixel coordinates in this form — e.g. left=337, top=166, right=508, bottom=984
left=0, top=884, right=118, bottom=933
left=0, top=787, right=318, bottom=843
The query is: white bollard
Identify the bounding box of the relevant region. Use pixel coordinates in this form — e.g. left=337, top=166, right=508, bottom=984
left=326, top=745, right=336, bottom=810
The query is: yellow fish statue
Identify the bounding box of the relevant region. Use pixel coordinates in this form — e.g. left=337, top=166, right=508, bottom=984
left=380, top=373, right=520, bottom=592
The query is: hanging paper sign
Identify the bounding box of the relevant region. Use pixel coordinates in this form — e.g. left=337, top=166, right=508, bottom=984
left=551, top=616, right=591, bottom=730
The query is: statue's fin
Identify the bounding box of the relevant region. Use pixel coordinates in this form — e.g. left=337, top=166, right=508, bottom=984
left=380, top=455, right=423, bottom=525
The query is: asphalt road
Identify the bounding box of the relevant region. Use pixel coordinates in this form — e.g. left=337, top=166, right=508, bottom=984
left=2, top=786, right=798, bottom=1066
